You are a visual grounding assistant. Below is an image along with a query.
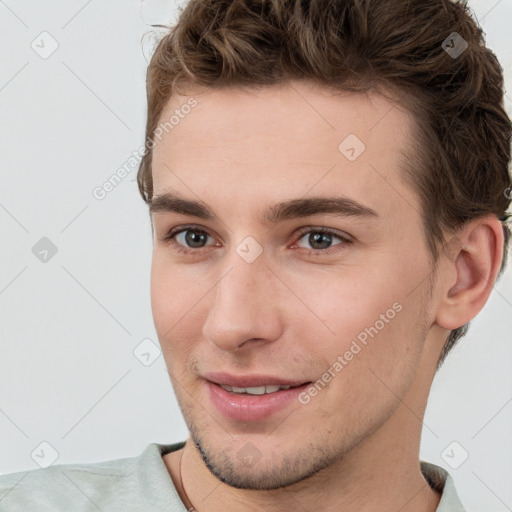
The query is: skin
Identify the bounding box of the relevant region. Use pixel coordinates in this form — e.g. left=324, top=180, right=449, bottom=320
left=149, top=80, right=503, bottom=512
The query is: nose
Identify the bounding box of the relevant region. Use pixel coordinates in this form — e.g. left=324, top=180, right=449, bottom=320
left=202, top=256, right=284, bottom=353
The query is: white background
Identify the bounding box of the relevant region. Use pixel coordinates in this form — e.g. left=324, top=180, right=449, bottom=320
left=1, top=1, right=511, bottom=510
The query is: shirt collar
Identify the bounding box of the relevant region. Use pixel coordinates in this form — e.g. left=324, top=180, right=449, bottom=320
left=420, top=460, right=467, bottom=511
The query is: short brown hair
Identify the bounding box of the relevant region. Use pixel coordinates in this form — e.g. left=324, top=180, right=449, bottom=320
left=137, top=0, right=512, bottom=369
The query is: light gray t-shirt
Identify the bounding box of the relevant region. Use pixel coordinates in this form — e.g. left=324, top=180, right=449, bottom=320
left=0, top=441, right=467, bottom=511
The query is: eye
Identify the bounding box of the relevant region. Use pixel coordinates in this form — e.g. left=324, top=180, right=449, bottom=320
left=292, top=227, right=352, bottom=255
left=160, top=224, right=352, bottom=256
left=160, top=225, right=217, bottom=255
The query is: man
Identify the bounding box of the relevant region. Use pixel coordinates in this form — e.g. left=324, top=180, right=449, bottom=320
left=1, top=0, right=510, bottom=510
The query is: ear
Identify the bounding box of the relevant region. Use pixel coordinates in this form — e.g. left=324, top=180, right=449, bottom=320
left=435, top=215, right=504, bottom=330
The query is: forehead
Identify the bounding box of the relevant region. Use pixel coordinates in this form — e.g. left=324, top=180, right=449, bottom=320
left=150, top=81, right=419, bottom=222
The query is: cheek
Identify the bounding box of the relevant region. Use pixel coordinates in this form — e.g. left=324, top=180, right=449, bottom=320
left=293, top=271, right=395, bottom=338
left=298, top=286, right=425, bottom=427
left=291, top=263, right=425, bottom=373
left=149, top=253, right=202, bottom=342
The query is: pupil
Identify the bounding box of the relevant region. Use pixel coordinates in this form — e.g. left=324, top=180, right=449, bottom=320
left=310, top=233, right=331, bottom=250
left=186, top=231, right=207, bottom=248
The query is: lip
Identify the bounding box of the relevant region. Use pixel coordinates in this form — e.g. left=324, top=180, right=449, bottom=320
left=204, top=376, right=312, bottom=422
left=203, top=371, right=309, bottom=388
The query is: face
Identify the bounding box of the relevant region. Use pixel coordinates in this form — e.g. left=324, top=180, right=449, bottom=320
left=150, top=81, right=436, bottom=490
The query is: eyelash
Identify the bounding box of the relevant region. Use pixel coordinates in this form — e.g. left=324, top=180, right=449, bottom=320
left=160, top=224, right=353, bottom=256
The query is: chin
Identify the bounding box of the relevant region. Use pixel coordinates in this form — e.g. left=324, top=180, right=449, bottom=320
left=191, top=429, right=338, bottom=490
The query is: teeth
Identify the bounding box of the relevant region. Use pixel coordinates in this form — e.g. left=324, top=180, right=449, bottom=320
left=245, top=386, right=267, bottom=395
left=220, top=384, right=294, bottom=395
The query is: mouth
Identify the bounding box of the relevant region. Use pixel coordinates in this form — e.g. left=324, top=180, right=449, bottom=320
left=203, top=373, right=312, bottom=422
left=218, top=383, right=307, bottom=395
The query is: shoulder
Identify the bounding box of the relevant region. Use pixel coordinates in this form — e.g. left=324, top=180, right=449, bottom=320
left=0, top=449, right=139, bottom=511
left=0, top=442, right=186, bottom=512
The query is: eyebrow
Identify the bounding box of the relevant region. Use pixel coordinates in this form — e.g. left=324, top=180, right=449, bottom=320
left=149, top=190, right=379, bottom=224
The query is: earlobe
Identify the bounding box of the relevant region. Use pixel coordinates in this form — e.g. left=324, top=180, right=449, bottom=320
left=435, top=216, right=504, bottom=331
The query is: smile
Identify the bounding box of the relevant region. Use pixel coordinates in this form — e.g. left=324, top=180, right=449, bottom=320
left=219, top=384, right=295, bottom=395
